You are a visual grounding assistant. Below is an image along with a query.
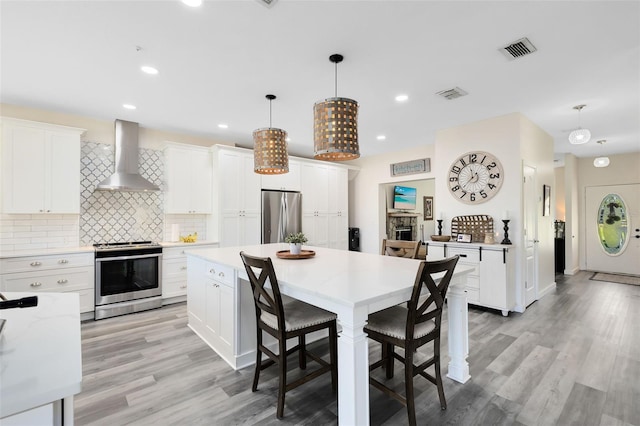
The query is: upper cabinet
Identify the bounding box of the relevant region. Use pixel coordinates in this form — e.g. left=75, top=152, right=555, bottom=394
left=164, top=143, right=212, bottom=214
left=1, top=118, right=85, bottom=214
left=260, top=159, right=301, bottom=191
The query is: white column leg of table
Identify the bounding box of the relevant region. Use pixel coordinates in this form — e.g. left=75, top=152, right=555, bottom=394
left=446, top=274, right=471, bottom=383
left=336, top=307, right=370, bottom=426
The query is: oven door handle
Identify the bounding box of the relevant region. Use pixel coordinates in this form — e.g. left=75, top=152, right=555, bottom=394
left=96, top=253, right=162, bottom=262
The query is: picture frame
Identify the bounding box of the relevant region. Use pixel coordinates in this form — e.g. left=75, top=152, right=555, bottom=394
left=456, top=233, right=472, bottom=243
left=543, top=185, right=551, bottom=216
left=423, top=196, right=433, bottom=221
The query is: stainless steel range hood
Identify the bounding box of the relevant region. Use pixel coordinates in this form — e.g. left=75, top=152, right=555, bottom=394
left=95, top=119, right=160, bottom=192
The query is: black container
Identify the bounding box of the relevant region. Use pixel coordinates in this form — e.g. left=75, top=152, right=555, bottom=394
left=348, top=227, right=360, bottom=252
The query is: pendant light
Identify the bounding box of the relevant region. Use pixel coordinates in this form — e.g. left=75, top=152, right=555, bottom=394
left=253, top=94, right=289, bottom=174
left=593, top=140, right=610, bottom=168
left=313, top=54, right=359, bottom=161
left=568, top=104, right=591, bottom=145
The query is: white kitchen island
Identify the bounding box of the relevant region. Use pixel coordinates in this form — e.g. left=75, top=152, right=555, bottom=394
left=0, top=292, right=82, bottom=425
left=185, top=243, right=472, bottom=426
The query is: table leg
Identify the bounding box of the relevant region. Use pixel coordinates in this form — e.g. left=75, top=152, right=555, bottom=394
left=337, top=309, right=370, bottom=426
left=446, top=275, right=471, bottom=383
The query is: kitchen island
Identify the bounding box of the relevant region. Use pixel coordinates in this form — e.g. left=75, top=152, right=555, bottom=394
left=0, top=292, right=82, bottom=425
left=185, top=243, right=472, bottom=426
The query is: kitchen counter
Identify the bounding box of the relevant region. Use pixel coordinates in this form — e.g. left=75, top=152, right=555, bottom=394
left=0, top=292, right=82, bottom=424
left=159, top=240, right=219, bottom=248
left=0, top=245, right=95, bottom=259
left=426, top=240, right=514, bottom=249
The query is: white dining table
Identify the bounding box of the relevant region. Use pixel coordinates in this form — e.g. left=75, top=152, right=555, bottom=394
left=188, top=243, right=472, bottom=426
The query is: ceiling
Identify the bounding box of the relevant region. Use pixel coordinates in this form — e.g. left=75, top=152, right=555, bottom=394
left=1, top=1, right=639, bottom=161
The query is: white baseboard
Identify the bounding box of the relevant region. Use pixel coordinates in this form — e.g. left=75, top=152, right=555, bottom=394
left=563, top=266, right=580, bottom=275
left=538, top=282, right=557, bottom=299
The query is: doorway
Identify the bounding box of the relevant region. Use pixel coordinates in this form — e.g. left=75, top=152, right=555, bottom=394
left=522, top=165, right=538, bottom=307
left=585, top=184, right=639, bottom=275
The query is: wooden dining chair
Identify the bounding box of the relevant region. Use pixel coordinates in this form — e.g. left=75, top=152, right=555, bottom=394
left=239, top=251, right=338, bottom=419
left=364, top=255, right=459, bottom=426
left=381, top=239, right=422, bottom=259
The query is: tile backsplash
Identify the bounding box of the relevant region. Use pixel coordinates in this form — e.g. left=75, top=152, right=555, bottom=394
left=0, top=214, right=80, bottom=252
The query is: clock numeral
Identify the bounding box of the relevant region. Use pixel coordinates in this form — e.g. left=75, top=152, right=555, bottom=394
left=460, top=158, right=467, bottom=166
left=459, top=191, right=467, bottom=199
left=469, top=153, right=477, bottom=163
left=451, top=166, right=461, bottom=174
left=480, top=155, right=487, bottom=164
left=490, top=173, right=500, bottom=179
left=488, top=183, right=497, bottom=190
left=486, top=161, right=497, bottom=170
left=451, top=185, right=460, bottom=192
left=480, top=190, right=488, bottom=198
left=449, top=177, right=458, bottom=182
left=470, top=193, right=476, bottom=202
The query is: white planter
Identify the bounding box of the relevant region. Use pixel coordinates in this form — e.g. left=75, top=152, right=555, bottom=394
left=289, top=243, right=302, bottom=255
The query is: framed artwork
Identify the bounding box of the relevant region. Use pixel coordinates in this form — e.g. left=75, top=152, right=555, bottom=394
left=543, top=185, right=551, bottom=216
left=423, top=196, right=433, bottom=220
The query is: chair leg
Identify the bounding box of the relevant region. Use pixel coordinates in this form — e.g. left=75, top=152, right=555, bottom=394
left=252, top=330, right=262, bottom=392
left=385, top=343, right=395, bottom=379
left=277, top=337, right=287, bottom=419
left=299, top=334, right=307, bottom=370
left=329, top=322, right=338, bottom=393
left=434, top=337, right=447, bottom=410
left=404, top=346, right=417, bottom=426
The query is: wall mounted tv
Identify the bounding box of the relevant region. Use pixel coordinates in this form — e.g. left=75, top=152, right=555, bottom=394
left=393, top=185, right=417, bottom=210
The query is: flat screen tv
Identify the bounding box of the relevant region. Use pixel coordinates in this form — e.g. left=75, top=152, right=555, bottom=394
left=393, top=185, right=417, bottom=210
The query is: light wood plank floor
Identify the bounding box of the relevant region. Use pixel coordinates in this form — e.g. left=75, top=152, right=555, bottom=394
left=75, top=271, right=640, bottom=425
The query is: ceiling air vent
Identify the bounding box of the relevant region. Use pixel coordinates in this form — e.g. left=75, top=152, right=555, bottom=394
left=436, top=87, right=468, bottom=100
left=499, top=37, right=537, bottom=60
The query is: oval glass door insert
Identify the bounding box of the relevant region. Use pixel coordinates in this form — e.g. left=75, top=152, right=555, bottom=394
left=597, top=193, right=629, bottom=256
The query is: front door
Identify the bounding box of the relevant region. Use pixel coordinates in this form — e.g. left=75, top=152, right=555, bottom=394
left=585, top=184, right=640, bottom=275
left=522, top=165, right=538, bottom=307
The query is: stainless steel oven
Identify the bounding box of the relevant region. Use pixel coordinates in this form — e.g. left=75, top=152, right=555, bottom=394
left=94, top=241, right=162, bottom=320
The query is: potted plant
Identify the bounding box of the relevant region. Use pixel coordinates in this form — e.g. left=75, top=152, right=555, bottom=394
left=285, top=232, right=308, bottom=255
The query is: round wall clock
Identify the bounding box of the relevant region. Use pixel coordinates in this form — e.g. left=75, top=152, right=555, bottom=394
left=447, top=151, right=504, bottom=204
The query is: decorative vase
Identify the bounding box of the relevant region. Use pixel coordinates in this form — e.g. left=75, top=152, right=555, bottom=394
left=290, top=243, right=302, bottom=255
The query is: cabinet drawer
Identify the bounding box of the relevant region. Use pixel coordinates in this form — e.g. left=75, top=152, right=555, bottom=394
left=1, top=267, right=93, bottom=293
left=0, top=252, right=93, bottom=273
left=163, top=277, right=188, bottom=298
left=163, top=258, right=188, bottom=275
left=163, top=247, right=188, bottom=259
left=447, top=247, right=480, bottom=263
left=204, top=262, right=234, bottom=286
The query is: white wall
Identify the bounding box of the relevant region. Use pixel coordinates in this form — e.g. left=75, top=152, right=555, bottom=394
left=349, top=145, right=435, bottom=254
left=554, top=167, right=566, bottom=221
left=563, top=154, right=580, bottom=274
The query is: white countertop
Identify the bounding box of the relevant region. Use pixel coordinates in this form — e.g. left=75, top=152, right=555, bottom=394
left=159, top=240, right=218, bottom=248
left=426, top=240, right=514, bottom=250
left=0, top=292, right=82, bottom=418
left=0, top=246, right=95, bottom=259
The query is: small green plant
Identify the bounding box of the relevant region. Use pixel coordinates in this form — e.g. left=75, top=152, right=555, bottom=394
left=285, top=232, right=308, bottom=244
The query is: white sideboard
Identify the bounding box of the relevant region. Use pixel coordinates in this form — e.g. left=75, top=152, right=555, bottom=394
left=426, top=240, right=515, bottom=316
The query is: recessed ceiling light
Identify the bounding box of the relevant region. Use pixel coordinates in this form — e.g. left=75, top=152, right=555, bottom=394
left=395, top=94, right=409, bottom=102
left=181, top=0, right=202, bottom=7
left=123, top=104, right=136, bottom=110
left=218, top=124, right=228, bottom=129
left=376, top=135, right=386, bottom=141
left=141, top=66, right=159, bottom=75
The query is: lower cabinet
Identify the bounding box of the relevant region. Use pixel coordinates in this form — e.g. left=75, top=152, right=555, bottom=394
left=427, top=242, right=514, bottom=316
left=186, top=255, right=256, bottom=369
left=0, top=252, right=94, bottom=314
left=162, top=243, right=218, bottom=303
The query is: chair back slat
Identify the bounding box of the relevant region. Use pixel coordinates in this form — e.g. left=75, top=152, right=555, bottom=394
left=240, top=251, right=286, bottom=331
left=381, top=239, right=422, bottom=259
left=406, top=256, right=459, bottom=338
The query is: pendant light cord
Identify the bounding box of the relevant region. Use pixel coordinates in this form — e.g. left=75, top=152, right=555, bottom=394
left=269, top=98, right=272, bottom=128
left=334, top=61, right=338, bottom=98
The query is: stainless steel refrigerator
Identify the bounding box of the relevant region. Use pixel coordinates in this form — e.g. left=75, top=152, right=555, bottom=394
left=261, top=190, right=302, bottom=243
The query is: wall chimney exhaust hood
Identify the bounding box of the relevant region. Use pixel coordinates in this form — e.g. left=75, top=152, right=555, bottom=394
left=95, top=120, right=160, bottom=192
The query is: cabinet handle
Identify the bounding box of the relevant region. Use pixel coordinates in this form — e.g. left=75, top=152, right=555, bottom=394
left=30, top=282, right=42, bottom=287
left=181, top=266, right=187, bottom=270
left=57, top=279, right=68, bottom=284
left=39, top=209, right=44, bottom=213
left=180, top=284, right=187, bottom=289
left=181, top=250, right=185, bottom=254
left=459, top=254, right=467, bottom=258
left=218, top=272, right=225, bottom=278
left=209, top=268, right=215, bottom=274
left=58, top=259, right=69, bottom=264
left=30, top=261, right=42, bottom=267
left=46, top=210, right=51, bottom=213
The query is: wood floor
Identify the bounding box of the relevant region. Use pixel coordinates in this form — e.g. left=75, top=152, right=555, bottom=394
left=75, top=271, right=640, bottom=425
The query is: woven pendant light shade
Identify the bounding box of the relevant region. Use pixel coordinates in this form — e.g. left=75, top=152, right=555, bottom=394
left=253, top=94, right=289, bottom=175
left=253, top=127, right=289, bottom=174
left=314, top=97, right=359, bottom=161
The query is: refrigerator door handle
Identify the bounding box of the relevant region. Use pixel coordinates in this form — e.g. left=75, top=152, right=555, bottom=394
left=279, top=192, right=288, bottom=242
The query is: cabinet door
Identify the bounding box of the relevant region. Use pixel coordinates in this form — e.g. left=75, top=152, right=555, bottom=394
left=205, top=280, right=221, bottom=338
left=300, top=163, right=329, bottom=214
left=328, top=213, right=348, bottom=250
left=219, top=283, right=234, bottom=349
left=47, top=131, right=81, bottom=213
left=221, top=214, right=241, bottom=248
left=187, top=258, right=206, bottom=324
left=241, top=154, right=261, bottom=214
left=426, top=244, right=446, bottom=260
left=164, top=148, right=192, bottom=214
left=241, top=213, right=261, bottom=246
left=261, top=160, right=301, bottom=191
left=219, top=150, right=242, bottom=214
left=479, top=250, right=508, bottom=308
left=328, top=167, right=348, bottom=214
left=1, top=125, right=47, bottom=213
left=190, top=149, right=212, bottom=213
left=303, top=214, right=329, bottom=247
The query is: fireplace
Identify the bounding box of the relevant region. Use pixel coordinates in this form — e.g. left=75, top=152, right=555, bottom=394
left=387, top=212, right=419, bottom=241
left=395, top=227, right=413, bottom=241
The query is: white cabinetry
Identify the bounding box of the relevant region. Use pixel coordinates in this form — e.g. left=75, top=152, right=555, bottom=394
left=328, top=167, right=349, bottom=249
left=426, top=242, right=514, bottom=316
left=162, top=243, right=218, bottom=302
left=164, top=143, right=212, bottom=214
left=215, top=147, right=261, bottom=247
left=260, top=159, right=301, bottom=191
left=301, top=162, right=329, bottom=247
left=0, top=118, right=85, bottom=214
left=187, top=255, right=256, bottom=369
left=0, top=251, right=94, bottom=314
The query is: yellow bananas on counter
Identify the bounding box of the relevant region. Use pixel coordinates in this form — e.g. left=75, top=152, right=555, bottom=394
left=179, top=232, right=198, bottom=243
